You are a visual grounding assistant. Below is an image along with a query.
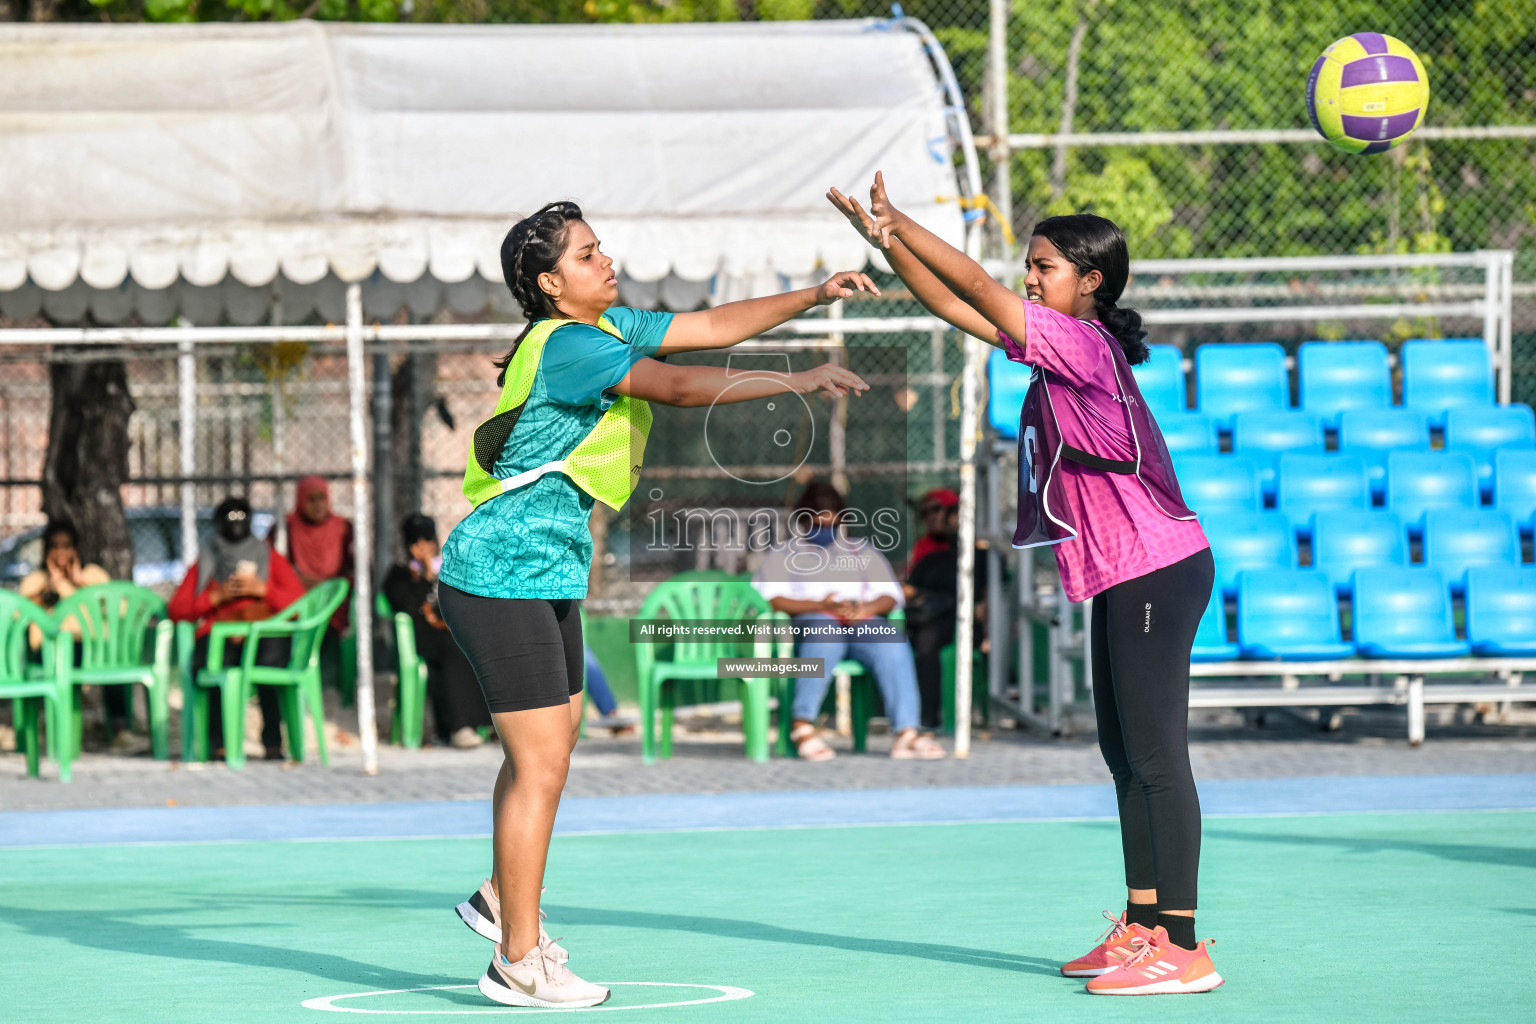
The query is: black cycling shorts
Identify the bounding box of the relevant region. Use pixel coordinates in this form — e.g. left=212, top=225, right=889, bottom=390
left=437, top=583, right=583, bottom=714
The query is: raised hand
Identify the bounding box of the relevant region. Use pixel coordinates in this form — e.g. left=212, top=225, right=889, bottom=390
left=793, top=362, right=870, bottom=399
left=826, top=187, right=886, bottom=249
left=867, top=171, right=907, bottom=249
left=813, top=269, right=882, bottom=305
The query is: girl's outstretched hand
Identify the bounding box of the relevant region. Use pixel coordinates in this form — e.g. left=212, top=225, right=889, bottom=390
left=813, top=270, right=882, bottom=305
left=792, top=362, right=870, bottom=399
left=867, top=171, right=907, bottom=249
left=826, top=187, right=886, bottom=250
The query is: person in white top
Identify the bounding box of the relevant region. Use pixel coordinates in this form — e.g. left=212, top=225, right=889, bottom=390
left=752, top=481, right=944, bottom=761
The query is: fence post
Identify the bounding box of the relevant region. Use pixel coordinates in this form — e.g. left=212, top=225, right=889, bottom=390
left=346, top=283, right=379, bottom=775
left=177, top=333, right=197, bottom=568
left=987, top=0, right=1013, bottom=241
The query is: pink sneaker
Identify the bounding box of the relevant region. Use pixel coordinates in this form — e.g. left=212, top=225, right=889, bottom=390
left=1085, top=925, right=1224, bottom=995
left=1060, top=910, right=1156, bottom=977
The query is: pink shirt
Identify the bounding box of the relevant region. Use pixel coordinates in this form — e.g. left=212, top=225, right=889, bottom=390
left=1001, top=302, right=1209, bottom=602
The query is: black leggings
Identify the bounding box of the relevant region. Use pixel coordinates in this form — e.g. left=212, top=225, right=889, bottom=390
left=1090, top=547, right=1213, bottom=910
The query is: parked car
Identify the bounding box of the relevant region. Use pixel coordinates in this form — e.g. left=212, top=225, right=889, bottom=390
left=0, top=506, right=276, bottom=590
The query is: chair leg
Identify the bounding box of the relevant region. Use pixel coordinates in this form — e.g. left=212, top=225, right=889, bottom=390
left=222, top=678, right=247, bottom=770
left=659, top=686, right=675, bottom=760
left=744, top=680, right=768, bottom=763
left=186, top=685, right=210, bottom=763
left=279, top=686, right=305, bottom=763
left=851, top=680, right=869, bottom=754
left=147, top=681, right=170, bottom=760
left=638, top=674, right=656, bottom=765
left=403, top=668, right=424, bottom=750
left=51, top=689, right=74, bottom=783
left=70, top=687, right=84, bottom=762
left=19, top=697, right=39, bottom=778
left=774, top=680, right=794, bottom=758
left=305, top=676, right=329, bottom=766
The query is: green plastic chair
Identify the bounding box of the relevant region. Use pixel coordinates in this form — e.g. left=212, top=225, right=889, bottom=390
left=633, top=578, right=773, bottom=764
left=381, top=591, right=430, bottom=749
left=178, top=578, right=350, bottom=769
left=940, top=641, right=989, bottom=735
left=51, top=583, right=174, bottom=762
left=0, top=591, right=74, bottom=781
left=770, top=607, right=907, bottom=757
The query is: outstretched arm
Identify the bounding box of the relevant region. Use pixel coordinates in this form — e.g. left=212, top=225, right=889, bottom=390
left=611, top=357, right=868, bottom=409
left=655, top=272, right=880, bottom=356
left=826, top=187, right=1000, bottom=347
left=863, top=172, right=1030, bottom=345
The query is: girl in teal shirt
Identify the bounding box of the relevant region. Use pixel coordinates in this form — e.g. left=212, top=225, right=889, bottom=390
left=442, top=200, right=874, bottom=1009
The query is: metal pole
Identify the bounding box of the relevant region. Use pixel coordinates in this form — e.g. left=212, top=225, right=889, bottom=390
left=346, top=283, right=379, bottom=775
left=987, top=0, right=1013, bottom=245
left=372, top=348, right=395, bottom=590
left=1482, top=254, right=1500, bottom=401
left=1500, top=251, right=1515, bottom=406
left=177, top=334, right=198, bottom=568
left=828, top=298, right=848, bottom=496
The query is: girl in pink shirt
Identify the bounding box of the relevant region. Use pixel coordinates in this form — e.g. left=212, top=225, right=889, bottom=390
left=828, top=175, right=1222, bottom=995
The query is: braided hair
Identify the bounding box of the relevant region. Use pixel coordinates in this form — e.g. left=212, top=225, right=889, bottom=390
left=1030, top=213, right=1149, bottom=366
left=493, top=201, right=585, bottom=387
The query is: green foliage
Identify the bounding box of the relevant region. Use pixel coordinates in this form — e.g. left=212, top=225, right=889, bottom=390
left=54, top=0, right=1536, bottom=269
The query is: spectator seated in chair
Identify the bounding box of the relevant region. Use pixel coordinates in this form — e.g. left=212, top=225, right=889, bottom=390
left=18, top=517, right=131, bottom=751
left=382, top=513, right=491, bottom=749
left=169, top=496, right=304, bottom=761
left=902, top=487, right=989, bottom=732
left=276, top=475, right=355, bottom=692
left=752, top=480, right=943, bottom=762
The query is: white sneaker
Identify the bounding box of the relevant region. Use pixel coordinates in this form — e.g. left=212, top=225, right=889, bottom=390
left=455, top=880, right=568, bottom=963
left=478, top=938, right=609, bottom=1008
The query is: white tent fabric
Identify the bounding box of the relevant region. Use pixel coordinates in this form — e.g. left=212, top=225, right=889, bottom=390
left=0, top=20, right=965, bottom=295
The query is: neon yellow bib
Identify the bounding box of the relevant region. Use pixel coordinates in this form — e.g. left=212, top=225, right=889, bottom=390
left=461, top=316, right=653, bottom=512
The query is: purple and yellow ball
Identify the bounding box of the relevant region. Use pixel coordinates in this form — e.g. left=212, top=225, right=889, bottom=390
left=1307, top=32, right=1430, bottom=154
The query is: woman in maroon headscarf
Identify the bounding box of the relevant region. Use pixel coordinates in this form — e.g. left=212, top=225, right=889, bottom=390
left=278, top=475, right=355, bottom=658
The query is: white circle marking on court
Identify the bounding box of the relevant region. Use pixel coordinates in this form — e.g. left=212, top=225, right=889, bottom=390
left=302, top=982, right=755, bottom=1014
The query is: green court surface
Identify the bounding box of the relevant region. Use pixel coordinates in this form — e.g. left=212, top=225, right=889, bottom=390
left=4, top=811, right=1534, bottom=1022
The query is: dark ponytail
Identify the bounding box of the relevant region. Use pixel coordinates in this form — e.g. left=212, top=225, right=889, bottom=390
left=1030, top=213, right=1149, bottom=366
left=494, top=200, right=584, bottom=387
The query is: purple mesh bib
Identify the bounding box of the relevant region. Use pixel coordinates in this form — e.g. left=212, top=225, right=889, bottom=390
left=1014, top=322, right=1196, bottom=548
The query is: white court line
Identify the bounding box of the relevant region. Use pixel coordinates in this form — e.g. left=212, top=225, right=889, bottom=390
left=302, top=982, right=754, bottom=1014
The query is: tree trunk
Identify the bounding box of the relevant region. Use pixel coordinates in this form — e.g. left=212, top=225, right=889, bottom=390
left=43, top=355, right=136, bottom=581
left=389, top=349, right=436, bottom=532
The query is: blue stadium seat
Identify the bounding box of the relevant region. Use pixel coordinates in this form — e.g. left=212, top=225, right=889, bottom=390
left=1385, top=450, right=1479, bottom=532
left=1158, top=412, right=1219, bottom=455
left=1445, top=404, right=1536, bottom=500
left=1298, top=341, right=1391, bottom=429
left=1203, top=511, right=1296, bottom=597
left=987, top=347, right=1031, bottom=439
left=1401, top=338, right=1494, bottom=429
left=1232, top=410, right=1325, bottom=502
left=1276, top=453, right=1370, bottom=538
left=1133, top=344, right=1186, bottom=416
left=1422, top=509, right=1520, bottom=593
left=1174, top=454, right=1262, bottom=513
left=1465, top=567, right=1536, bottom=656
left=1338, top=407, right=1431, bottom=502
left=1195, top=342, right=1289, bottom=429
left=1494, top=448, right=1536, bottom=536
left=1351, top=568, right=1469, bottom=658
left=1191, top=588, right=1239, bottom=662
left=1236, top=569, right=1353, bottom=660
left=1312, top=511, right=1407, bottom=596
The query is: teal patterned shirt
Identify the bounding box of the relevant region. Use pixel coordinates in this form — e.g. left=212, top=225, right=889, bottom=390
left=440, top=307, right=674, bottom=599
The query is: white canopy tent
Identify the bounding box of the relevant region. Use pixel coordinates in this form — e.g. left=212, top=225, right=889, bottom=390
left=0, top=19, right=968, bottom=317
left=0, top=18, right=989, bottom=769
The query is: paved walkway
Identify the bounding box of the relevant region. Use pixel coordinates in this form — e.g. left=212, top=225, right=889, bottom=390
left=3, top=706, right=1533, bottom=811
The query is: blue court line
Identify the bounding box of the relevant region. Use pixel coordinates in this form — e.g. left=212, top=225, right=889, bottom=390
left=1, top=773, right=1532, bottom=849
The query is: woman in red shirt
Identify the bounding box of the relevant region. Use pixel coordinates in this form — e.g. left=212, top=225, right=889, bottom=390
left=169, top=497, right=305, bottom=760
